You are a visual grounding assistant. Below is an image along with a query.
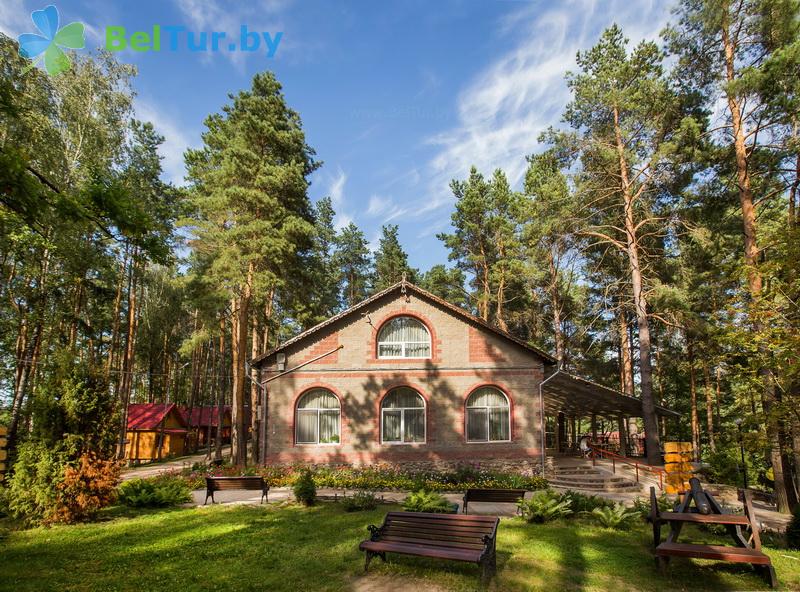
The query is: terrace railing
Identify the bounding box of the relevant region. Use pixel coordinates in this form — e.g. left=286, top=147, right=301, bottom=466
left=588, top=443, right=665, bottom=490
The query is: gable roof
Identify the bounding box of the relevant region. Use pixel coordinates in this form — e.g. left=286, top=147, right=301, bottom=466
left=251, top=280, right=556, bottom=366
left=127, top=403, right=187, bottom=431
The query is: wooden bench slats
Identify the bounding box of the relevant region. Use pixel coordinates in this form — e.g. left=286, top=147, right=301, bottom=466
left=360, top=511, right=499, bottom=582
left=380, top=526, right=490, bottom=541
left=392, top=511, right=498, bottom=523
left=360, top=540, right=483, bottom=563
left=656, top=542, right=772, bottom=565
left=659, top=513, right=750, bottom=525
left=380, top=535, right=486, bottom=550
left=463, top=488, right=527, bottom=514
left=385, top=519, right=496, bottom=533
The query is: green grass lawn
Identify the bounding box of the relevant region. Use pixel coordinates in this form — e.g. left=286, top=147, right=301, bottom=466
left=2, top=503, right=800, bottom=592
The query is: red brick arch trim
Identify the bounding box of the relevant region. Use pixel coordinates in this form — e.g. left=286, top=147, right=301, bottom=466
left=461, top=382, right=515, bottom=443
left=366, top=309, right=442, bottom=364
left=374, top=382, right=432, bottom=445
left=290, top=383, right=346, bottom=447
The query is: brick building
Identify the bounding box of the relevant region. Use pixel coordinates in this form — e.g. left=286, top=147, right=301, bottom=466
left=251, top=280, right=677, bottom=471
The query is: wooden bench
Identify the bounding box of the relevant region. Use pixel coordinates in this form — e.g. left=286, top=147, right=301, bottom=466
left=650, top=479, right=777, bottom=587
left=462, top=488, right=526, bottom=515
left=359, top=511, right=500, bottom=582
left=204, top=476, right=269, bottom=505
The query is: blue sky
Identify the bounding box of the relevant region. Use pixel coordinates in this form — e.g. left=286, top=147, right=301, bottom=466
left=2, top=0, right=674, bottom=272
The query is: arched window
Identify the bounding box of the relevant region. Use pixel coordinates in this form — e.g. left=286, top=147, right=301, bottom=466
left=295, top=389, right=340, bottom=445
left=377, top=316, right=431, bottom=359
left=466, top=387, right=510, bottom=442
left=381, top=387, right=425, bottom=443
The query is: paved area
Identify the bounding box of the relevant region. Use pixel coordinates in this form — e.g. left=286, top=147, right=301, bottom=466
left=191, top=487, right=524, bottom=516
left=121, top=447, right=231, bottom=481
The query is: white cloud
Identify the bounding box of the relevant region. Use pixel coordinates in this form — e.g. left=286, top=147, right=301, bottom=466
left=367, top=194, right=407, bottom=223
left=328, top=167, right=347, bottom=206
left=135, top=99, right=196, bottom=185
left=415, top=0, right=672, bottom=216
left=333, top=212, right=352, bottom=232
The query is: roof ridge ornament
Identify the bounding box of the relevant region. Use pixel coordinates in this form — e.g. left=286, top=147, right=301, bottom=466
left=400, top=272, right=408, bottom=297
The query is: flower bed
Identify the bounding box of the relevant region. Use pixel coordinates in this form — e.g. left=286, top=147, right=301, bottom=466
left=171, top=462, right=548, bottom=492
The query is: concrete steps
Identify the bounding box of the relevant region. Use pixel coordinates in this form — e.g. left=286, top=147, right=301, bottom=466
left=548, top=462, right=642, bottom=492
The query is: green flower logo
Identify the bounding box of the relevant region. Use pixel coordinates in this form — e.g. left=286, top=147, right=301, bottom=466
left=18, top=5, right=85, bottom=76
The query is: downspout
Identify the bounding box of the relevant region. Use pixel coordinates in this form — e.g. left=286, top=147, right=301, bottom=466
left=246, top=345, right=344, bottom=465
left=538, top=367, right=562, bottom=474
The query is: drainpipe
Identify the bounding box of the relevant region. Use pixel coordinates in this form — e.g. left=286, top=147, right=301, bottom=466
left=538, top=367, right=562, bottom=474
left=246, top=345, right=343, bottom=465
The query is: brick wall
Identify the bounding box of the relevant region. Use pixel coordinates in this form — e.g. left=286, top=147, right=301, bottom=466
left=262, top=289, right=548, bottom=468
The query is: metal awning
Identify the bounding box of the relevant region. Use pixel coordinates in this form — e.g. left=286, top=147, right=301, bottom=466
left=541, top=370, right=679, bottom=419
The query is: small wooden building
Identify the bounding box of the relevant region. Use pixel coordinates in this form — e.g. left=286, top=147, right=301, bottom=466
left=125, top=403, right=188, bottom=462
left=180, top=406, right=232, bottom=448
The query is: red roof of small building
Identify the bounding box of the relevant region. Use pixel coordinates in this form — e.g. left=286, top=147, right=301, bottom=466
left=127, top=403, right=187, bottom=431
left=179, top=406, right=231, bottom=427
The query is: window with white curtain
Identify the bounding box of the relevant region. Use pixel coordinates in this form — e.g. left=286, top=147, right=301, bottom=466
left=377, top=316, right=431, bottom=359
left=466, top=387, right=510, bottom=442
left=381, top=387, right=425, bottom=443
left=295, top=389, right=340, bottom=445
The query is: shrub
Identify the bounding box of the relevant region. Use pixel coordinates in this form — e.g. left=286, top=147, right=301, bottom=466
left=591, top=504, right=639, bottom=529
left=118, top=476, right=192, bottom=508
left=517, top=490, right=572, bottom=523
left=5, top=441, right=69, bottom=525
left=558, top=490, right=613, bottom=513
left=342, top=490, right=379, bottom=512
left=50, top=453, right=120, bottom=524
left=787, top=505, right=800, bottom=549
left=632, top=492, right=674, bottom=521
left=402, top=490, right=456, bottom=513
left=293, top=468, right=317, bottom=506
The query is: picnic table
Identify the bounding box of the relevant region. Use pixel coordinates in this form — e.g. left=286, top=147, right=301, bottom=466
left=649, top=477, right=777, bottom=587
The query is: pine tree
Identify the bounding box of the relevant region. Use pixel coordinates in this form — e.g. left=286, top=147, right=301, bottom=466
left=185, top=72, right=318, bottom=465
left=334, top=222, right=372, bottom=307
left=372, top=224, right=417, bottom=291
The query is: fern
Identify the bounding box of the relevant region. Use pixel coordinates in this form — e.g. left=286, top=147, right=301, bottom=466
left=517, top=490, right=573, bottom=523
left=591, top=503, right=639, bottom=529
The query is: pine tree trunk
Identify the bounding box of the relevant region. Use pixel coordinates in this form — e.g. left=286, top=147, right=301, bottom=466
left=618, top=309, right=634, bottom=395
left=613, top=105, right=661, bottom=466
left=703, top=362, right=716, bottom=452
left=722, top=19, right=789, bottom=512
left=688, top=339, right=700, bottom=462
left=117, top=252, right=140, bottom=459
left=230, top=263, right=253, bottom=466
left=549, top=250, right=565, bottom=364
left=250, top=313, right=261, bottom=465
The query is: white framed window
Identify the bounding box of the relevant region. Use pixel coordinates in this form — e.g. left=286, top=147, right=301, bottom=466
left=381, top=387, right=425, bottom=444
left=377, top=316, right=431, bottom=359
left=466, top=387, right=511, bottom=442
left=295, top=389, right=340, bottom=445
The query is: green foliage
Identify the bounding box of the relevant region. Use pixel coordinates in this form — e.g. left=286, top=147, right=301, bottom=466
left=333, top=222, right=372, bottom=307
left=402, top=490, right=456, bottom=513
left=517, top=490, right=573, bottom=523
left=557, top=490, right=614, bottom=513
left=632, top=492, right=675, bottom=521
left=5, top=441, right=69, bottom=525
left=117, top=476, right=191, bottom=508
left=590, top=503, right=639, bottom=529
left=178, top=463, right=548, bottom=493
left=341, top=490, right=379, bottom=512
left=372, top=224, right=418, bottom=292
left=292, top=469, right=317, bottom=506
